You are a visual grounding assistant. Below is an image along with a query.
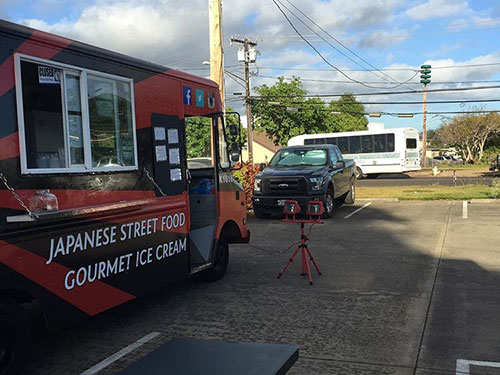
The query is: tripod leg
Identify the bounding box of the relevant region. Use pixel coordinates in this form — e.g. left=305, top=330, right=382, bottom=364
left=278, top=247, right=300, bottom=279
left=305, top=246, right=321, bottom=275
left=303, top=247, right=313, bottom=285
left=301, top=245, right=307, bottom=276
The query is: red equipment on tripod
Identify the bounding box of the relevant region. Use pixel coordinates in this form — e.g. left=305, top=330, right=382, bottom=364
left=278, top=200, right=323, bottom=285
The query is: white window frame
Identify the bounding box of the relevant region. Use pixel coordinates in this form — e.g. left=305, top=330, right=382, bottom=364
left=14, top=53, right=138, bottom=174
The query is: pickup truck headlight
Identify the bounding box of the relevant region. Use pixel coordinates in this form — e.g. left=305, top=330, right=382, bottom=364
left=254, top=178, right=262, bottom=192
left=309, top=177, right=324, bottom=191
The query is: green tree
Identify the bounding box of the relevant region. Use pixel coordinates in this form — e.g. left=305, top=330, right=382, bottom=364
left=252, top=77, right=368, bottom=145
left=185, top=116, right=211, bottom=158
left=185, top=106, right=246, bottom=159
left=252, top=77, right=314, bottom=146
left=326, top=93, right=368, bottom=132
left=436, top=111, right=500, bottom=162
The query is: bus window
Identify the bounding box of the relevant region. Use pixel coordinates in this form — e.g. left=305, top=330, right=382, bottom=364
left=374, top=134, right=386, bottom=152
left=387, top=134, right=395, bottom=152
left=304, top=139, right=314, bottom=145
left=337, top=137, right=349, bottom=154
left=349, top=136, right=361, bottom=154
left=406, top=138, right=417, bottom=149
left=314, top=138, right=325, bottom=145
left=361, top=136, right=374, bottom=153
left=326, top=137, right=337, bottom=145
left=185, top=116, right=214, bottom=169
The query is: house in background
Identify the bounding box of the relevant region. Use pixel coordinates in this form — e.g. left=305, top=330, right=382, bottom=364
left=242, top=131, right=281, bottom=164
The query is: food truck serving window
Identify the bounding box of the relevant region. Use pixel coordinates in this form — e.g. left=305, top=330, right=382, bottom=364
left=15, top=55, right=138, bottom=174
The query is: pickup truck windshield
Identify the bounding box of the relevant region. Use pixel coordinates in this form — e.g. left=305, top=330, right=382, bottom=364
left=269, top=149, right=327, bottom=167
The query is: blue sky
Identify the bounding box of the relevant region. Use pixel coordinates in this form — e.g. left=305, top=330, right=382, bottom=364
left=1, top=0, right=500, bottom=131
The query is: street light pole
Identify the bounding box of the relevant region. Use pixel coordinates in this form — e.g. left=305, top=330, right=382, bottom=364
left=420, top=64, right=432, bottom=168
left=422, top=84, right=428, bottom=167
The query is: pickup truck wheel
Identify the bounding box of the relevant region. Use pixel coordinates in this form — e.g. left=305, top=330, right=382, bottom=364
left=0, top=298, right=33, bottom=375
left=344, top=179, right=356, bottom=204
left=322, top=188, right=335, bottom=219
left=201, top=239, right=229, bottom=282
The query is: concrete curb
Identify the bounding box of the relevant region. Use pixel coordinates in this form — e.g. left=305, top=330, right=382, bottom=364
left=357, top=198, right=399, bottom=202
left=470, top=199, right=500, bottom=204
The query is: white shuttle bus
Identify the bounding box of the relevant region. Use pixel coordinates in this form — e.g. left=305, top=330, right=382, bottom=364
left=287, top=123, right=421, bottom=178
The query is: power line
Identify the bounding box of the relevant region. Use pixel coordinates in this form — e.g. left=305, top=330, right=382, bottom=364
left=254, top=62, right=500, bottom=72
left=237, top=106, right=500, bottom=116
left=270, top=0, right=420, bottom=90
left=252, top=98, right=500, bottom=105
left=249, top=84, right=500, bottom=98
left=254, top=74, right=500, bottom=85
left=282, top=0, right=416, bottom=90
left=275, top=0, right=400, bottom=86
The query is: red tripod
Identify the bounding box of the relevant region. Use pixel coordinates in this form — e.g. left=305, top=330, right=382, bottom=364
left=277, top=200, right=323, bottom=285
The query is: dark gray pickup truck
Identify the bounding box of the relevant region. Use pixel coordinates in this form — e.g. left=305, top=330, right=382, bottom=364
left=252, top=144, right=356, bottom=218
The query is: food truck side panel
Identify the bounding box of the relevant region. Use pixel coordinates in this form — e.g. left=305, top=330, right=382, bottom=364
left=0, top=20, right=244, bottom=332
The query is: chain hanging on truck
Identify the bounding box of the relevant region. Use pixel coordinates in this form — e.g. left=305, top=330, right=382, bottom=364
left=0, top=172, right=39, bottom=220
left=142, top=167, right=167, bottom=197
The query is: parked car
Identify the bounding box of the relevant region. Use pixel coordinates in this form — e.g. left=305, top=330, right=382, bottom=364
left=490, top=153, right=500, bottom=172
left=252, top=144, right=356, bottom=218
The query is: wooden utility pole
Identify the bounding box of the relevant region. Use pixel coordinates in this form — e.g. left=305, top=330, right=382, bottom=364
left=208, top=0, right=225, bottom=109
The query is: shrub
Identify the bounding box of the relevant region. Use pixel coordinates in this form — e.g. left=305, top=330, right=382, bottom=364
left=489, top=178, right=500, bottom=199
left=232, top=162, right=261, bottom=210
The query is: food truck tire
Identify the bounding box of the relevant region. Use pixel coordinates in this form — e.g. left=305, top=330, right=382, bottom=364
left=0, top=298, right=33, bottom=375
left=201, top=239, right=229, bottom=282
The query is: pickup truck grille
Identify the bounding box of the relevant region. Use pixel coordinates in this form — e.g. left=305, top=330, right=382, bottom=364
left=264, top=178, right=307, bottom=195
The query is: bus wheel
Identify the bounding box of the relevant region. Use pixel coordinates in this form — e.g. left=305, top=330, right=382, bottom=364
left=201, top=239, right=229, bottom=282
left=0, top=298, right=33, bottom=375
left=355, top=167, right=365, bottom=180
left=344, top=179, right=356, bottom=205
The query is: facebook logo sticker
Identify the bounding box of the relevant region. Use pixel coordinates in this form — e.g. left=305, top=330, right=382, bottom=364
left=183, top=86, right=192, bottom=105
left=195, top=89, right=204, bottom=107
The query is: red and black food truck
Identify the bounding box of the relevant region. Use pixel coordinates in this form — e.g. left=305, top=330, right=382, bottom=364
left=0, top=19, right=249, bottom=374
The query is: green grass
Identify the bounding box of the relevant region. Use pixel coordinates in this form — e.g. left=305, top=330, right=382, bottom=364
left=357, top=183, right=498, bottom=200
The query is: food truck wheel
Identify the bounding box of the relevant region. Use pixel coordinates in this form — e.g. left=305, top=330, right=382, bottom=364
left=201, top=239, right=229, bottom=282
left=0, top=298, right=33, bottom=375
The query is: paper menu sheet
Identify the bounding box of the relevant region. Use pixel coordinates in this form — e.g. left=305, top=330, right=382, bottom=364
left=155, top=145, right=167, bottom=162
left=169, top=148, right=180, bottom=165
left=154, top=127, right=166, bottom=141
left=170, top=168, right=182, bottom=181
left=168, top=129, right=179, bottom=144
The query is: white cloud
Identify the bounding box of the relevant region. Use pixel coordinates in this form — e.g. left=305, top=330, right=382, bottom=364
left=447, top=16, right=500, bottom=31
left=405, top=0, right=469, bottom=21
left=21, top=0, right=211, bottom=66
left=426, top=42, right=463, bottom=58
left=357, top=28, right=411, bottom=48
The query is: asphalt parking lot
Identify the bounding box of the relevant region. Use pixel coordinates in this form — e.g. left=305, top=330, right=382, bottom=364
left=26, top=200, right=500, bottom=375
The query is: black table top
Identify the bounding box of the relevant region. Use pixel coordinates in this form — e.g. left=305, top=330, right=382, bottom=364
left=119, top=338, right=299, bottom=375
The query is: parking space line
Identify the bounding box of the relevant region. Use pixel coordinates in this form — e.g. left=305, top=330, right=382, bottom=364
left=344, top=202, right=372, bottom=219
left=456, top=359, right=500, bottom=374
left=462, top=201, right=468, bottom=219
left=80, top=331, right=160, bottom=375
